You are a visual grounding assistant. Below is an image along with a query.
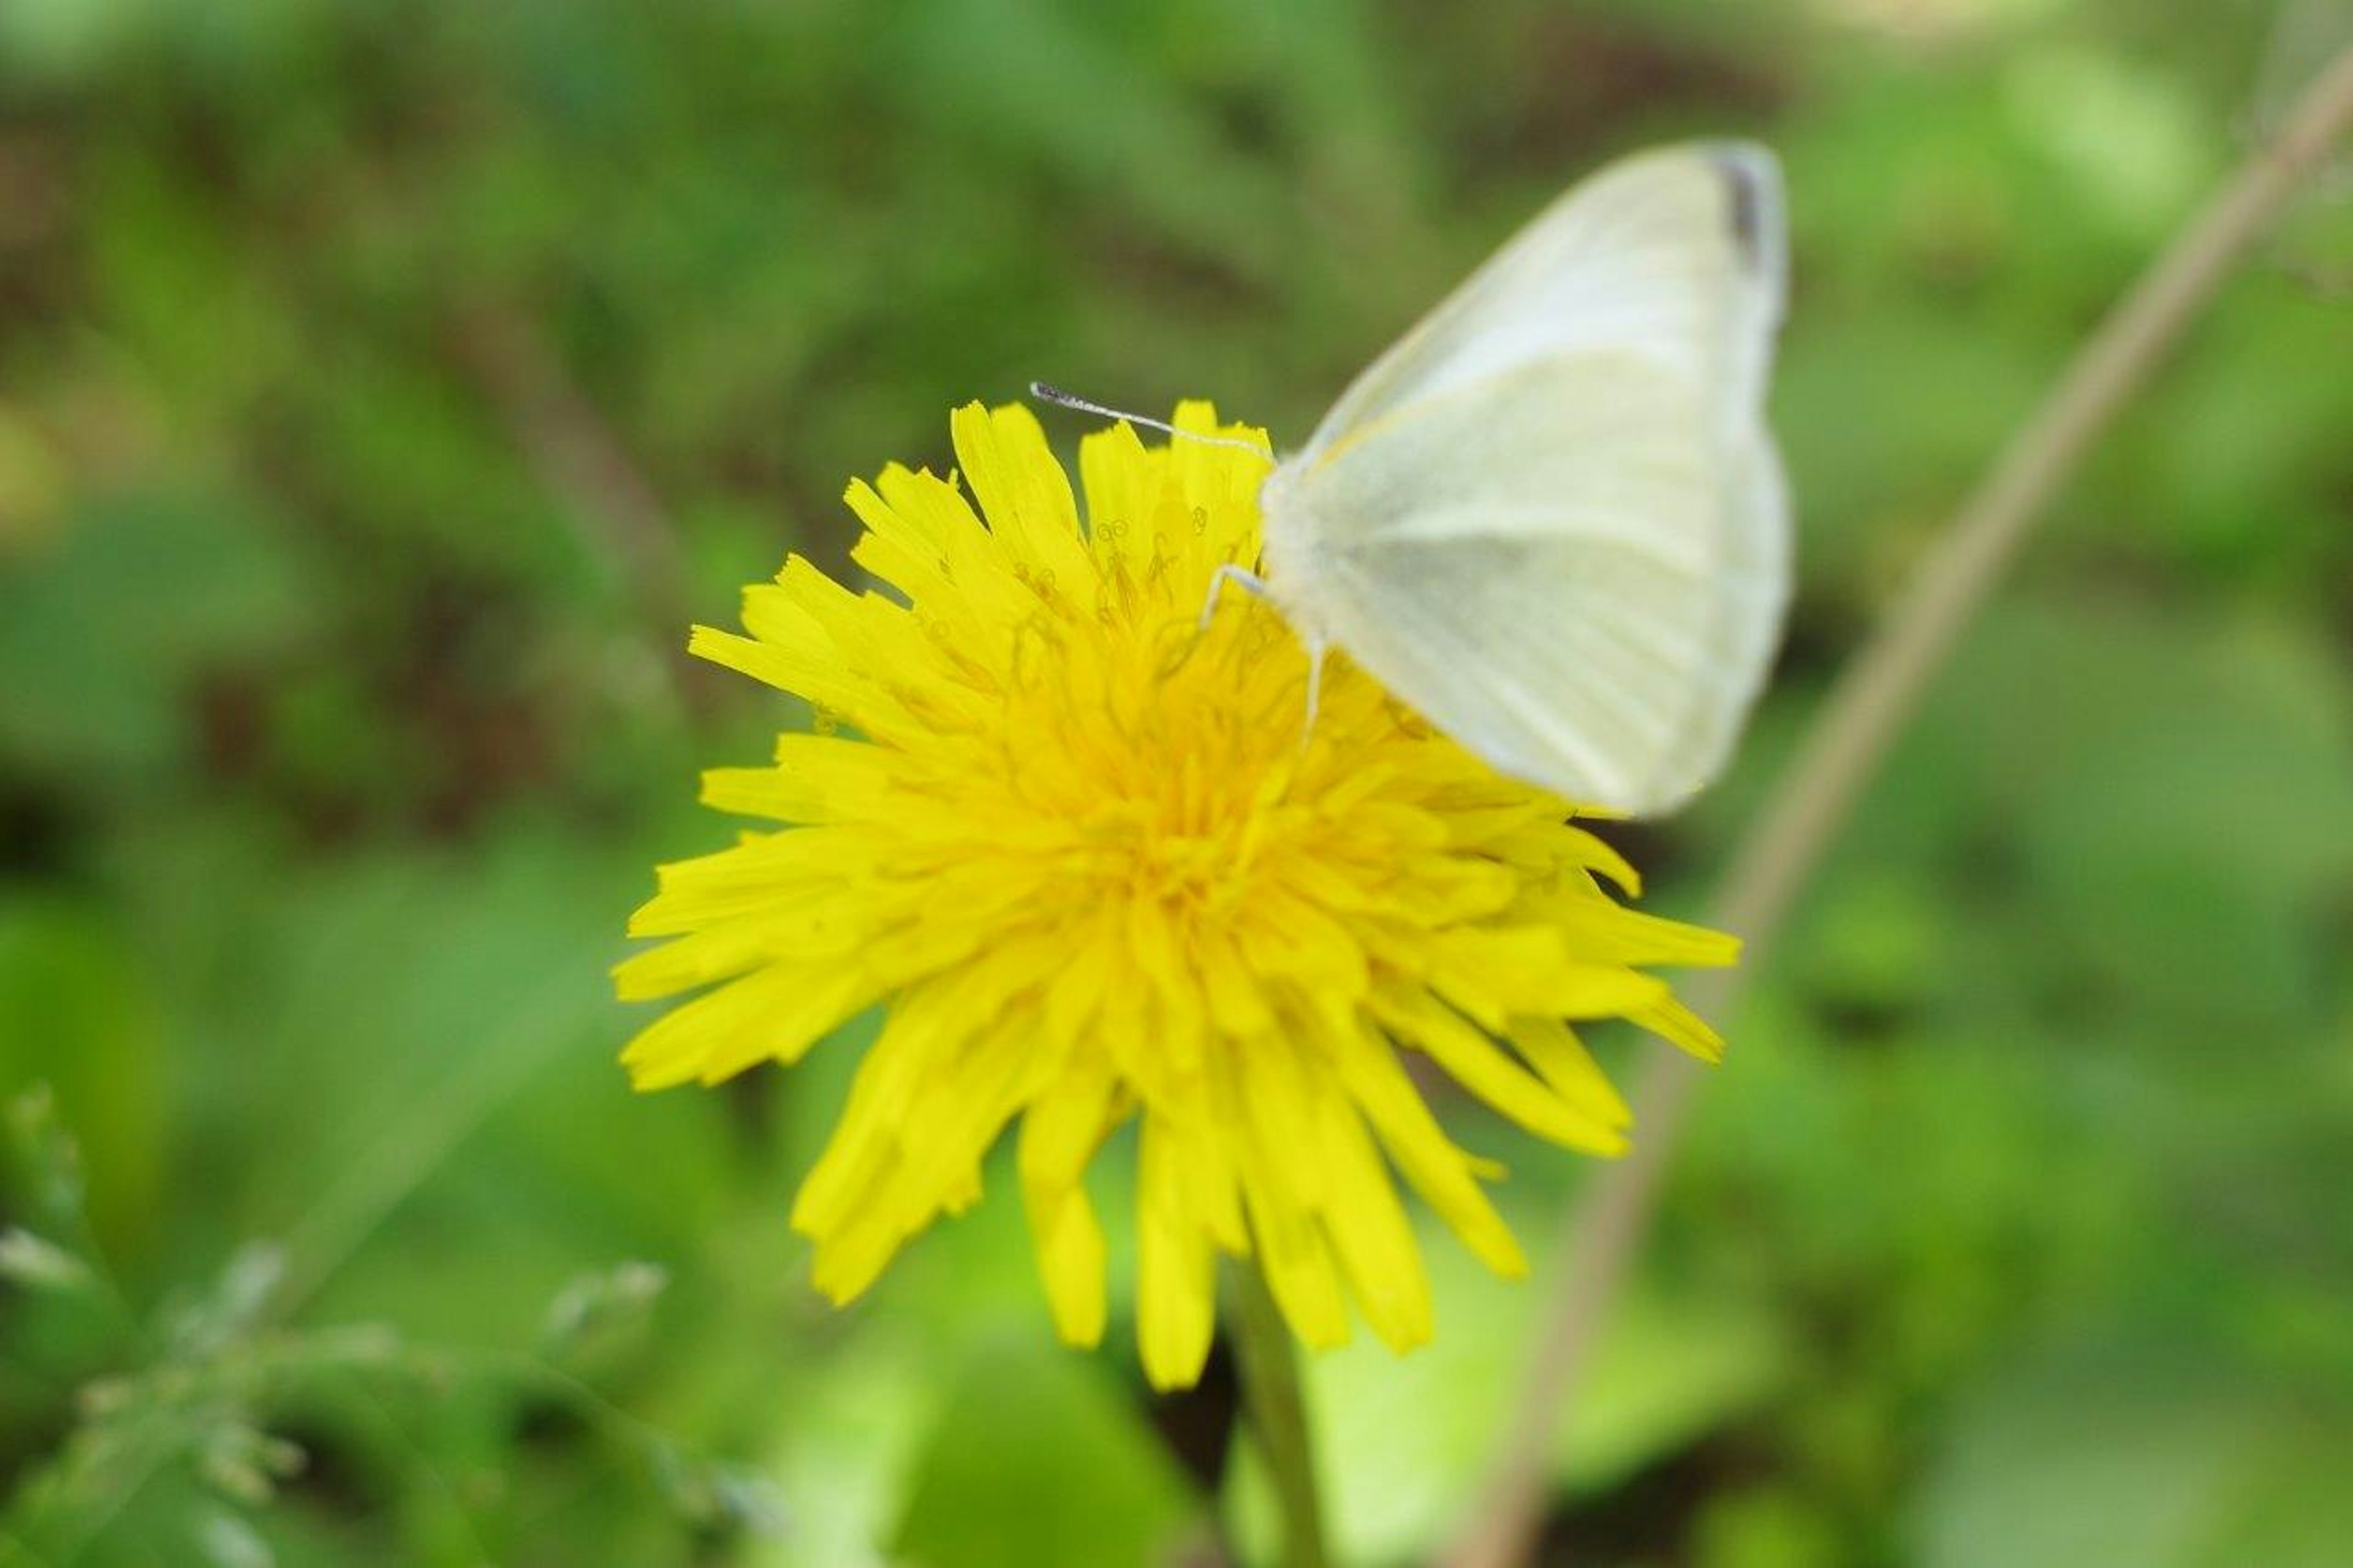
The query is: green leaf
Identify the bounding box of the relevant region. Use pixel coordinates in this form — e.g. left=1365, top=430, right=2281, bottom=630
left=892, top=1331, right=1197, bottom=1568
left=0, top=488, right=309, bottom=778
left=1916, top=1347, right=2353, bottom=1567
left=0, top=897, right=167, bottom=1251
left=1228, top=1211, right=1791, bottom=1566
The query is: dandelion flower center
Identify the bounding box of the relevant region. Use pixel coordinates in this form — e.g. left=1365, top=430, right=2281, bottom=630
left=616, top=400, right=1737, bottom=1388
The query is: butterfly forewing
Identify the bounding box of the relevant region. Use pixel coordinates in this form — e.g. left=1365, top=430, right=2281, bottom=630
left=1262, top=142, right=1789, bottom=814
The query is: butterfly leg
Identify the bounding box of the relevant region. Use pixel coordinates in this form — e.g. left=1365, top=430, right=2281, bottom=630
left=1195, top=564, right=1321, bottom=749
left=1199, top=562, right=1273, bottom=631
left=1300, top=635, right=1327, bottom=752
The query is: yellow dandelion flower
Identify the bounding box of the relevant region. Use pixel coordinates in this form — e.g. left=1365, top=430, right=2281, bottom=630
left=616, top=400, right=1737, bottom=1390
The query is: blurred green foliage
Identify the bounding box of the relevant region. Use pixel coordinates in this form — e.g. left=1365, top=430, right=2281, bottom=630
left=4, top=0, right=2351, bottom=1562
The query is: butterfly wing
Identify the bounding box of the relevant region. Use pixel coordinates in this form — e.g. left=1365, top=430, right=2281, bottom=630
left=1262, top=142, right=1788, bottom=814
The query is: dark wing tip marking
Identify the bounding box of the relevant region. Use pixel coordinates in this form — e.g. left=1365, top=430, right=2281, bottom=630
left=1712, top=148, right=1768, bottom=273
left=1699, top=141, right=1788, bottom=319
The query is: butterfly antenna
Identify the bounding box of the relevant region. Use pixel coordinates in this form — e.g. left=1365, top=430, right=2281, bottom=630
left=1028, top=382, right=1271, bottom=458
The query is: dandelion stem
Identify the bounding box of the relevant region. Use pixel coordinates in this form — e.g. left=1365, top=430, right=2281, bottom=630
left=1444, top=37, right=2353, bottom=1568
left=1230, top=1260, right=1330, bottom=1568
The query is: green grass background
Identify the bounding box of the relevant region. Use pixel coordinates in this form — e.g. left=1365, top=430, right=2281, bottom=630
left=3, top=1, right=2351, bottom=1562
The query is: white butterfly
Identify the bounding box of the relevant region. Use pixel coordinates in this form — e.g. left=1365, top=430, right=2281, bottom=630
left=1048, top=140, right=1790, bottom=816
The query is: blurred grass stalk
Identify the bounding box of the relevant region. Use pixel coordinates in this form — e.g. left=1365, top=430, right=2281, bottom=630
left=1449, top=37, right=2353, bottom=1568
